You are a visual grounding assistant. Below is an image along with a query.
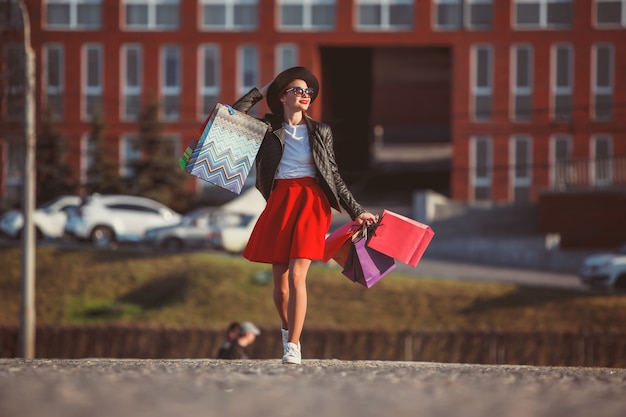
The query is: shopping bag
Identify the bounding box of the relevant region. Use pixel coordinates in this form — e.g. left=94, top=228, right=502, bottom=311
left=183, top=103, right=268, bottom=194
left=342, top=237, right=396, bottom=288
left=323, top=220, right=362, bottom=267
left=179, top=105, right=218, bottom=171
left=367, top=209, right=434, bottom=267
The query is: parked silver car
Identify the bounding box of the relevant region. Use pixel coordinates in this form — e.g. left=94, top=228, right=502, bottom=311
left=142, top=207, right=214, bottom=251
left=142, top=189, right=266, bottom=253
left=0, top=195, right=82, bottom=240
left=64, top=194, right=181, bottom=248
left=579, top=244, right=626, bottom=290
left=208, top=188, right=266, bottom=253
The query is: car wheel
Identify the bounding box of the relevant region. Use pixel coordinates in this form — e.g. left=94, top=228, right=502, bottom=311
left=163, top=238, right=183, bottom=252
left=614, top=274, right=626, bottom=290
left=91, top=226, right=116, bottom=249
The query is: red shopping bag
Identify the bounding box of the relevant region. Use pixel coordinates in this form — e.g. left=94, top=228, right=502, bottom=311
left=323, top=220, right=362, bottom=267
left=367, top=210, right=434, bottom=267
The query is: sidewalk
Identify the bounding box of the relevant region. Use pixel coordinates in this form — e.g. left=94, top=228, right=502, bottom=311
left=2, top=359, right=625, bottom=417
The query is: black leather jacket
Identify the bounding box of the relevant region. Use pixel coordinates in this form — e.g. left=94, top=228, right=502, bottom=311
left=232, top=89, right=365, bottom=220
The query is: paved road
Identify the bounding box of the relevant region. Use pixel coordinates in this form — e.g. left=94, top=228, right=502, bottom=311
left=1, top=359, right=624, bottom=417
left=405, top=258, right=587, bottom=290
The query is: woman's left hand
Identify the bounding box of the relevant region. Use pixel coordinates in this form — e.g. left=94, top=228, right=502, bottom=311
left=357, top=211, right=378, bottom=226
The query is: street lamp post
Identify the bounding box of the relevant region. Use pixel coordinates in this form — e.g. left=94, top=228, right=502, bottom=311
left=17, top=0, right=37, bottom=359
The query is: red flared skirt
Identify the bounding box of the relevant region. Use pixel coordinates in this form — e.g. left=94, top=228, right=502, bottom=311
left=243, top=177, right=332, bottom=264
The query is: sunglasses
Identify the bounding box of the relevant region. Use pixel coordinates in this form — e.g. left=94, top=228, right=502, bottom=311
left=284, top=87, right=315, bottom=97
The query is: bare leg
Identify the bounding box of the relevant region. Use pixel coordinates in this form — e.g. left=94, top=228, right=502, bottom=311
left=272, top=264, right=289, bottom=330
left=287, top=258, right=311, bottom=345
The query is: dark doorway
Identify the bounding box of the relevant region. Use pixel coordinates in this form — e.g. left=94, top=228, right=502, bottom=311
left=320, top=47, right=373, bottom=172
left=320, top=46, right=452, bottom=201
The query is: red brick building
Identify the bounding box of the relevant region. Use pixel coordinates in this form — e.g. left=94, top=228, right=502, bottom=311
left=2, top=0, right=626, bottom=208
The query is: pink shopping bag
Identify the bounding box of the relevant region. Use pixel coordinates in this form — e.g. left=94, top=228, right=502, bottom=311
left=367, top=210, right=434, bottom=267
left=323, top=220, right=362, bottom=267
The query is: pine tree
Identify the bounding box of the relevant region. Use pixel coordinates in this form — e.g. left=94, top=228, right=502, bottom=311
left=85, top=113, right=126, bottom=195
left=130, top=96, right=188, bottom=210
left=36, top=112, right=76, bottom=204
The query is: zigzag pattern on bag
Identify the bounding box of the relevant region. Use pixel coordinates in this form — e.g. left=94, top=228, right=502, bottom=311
left=185, top=103, right=267, bottom=194
left=188, top=141, right=255, bottom=194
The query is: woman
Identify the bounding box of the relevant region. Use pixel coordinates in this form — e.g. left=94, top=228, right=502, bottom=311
left=241, top=67, right=377, bottom=364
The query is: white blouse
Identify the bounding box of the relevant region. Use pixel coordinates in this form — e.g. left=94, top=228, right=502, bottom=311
left=275, top=124, right=316, bottom=179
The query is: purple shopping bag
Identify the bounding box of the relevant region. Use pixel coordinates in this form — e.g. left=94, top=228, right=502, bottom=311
left=342, top=238, right=396, bottom=288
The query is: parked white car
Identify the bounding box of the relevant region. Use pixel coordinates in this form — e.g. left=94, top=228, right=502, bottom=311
left=0, top=195, right=82, bottom=240
left=210, top=188, right=266, bottom=253
left=64, top=194, right=181, bottom=248
left=579, top=244, right=626, bottom=290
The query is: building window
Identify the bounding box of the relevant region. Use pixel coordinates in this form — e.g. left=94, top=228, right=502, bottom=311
left=471, top=45, right=492, bottom=121
left=279, top=0, right=335, bottom=30
left=511, top=45, right=533, bottom=121
left=356, top=0, right=413, bottom=31
left=551, top=135, right=572, bottom=189
left=44, top=44, right=64, bottom=121
left=591, top=135, right=612, bottom=186
left=0, top=1, right=23, bottom=29
left=470, top=136, right=492, bottom=202
left=82, top=44, right=103, bottom=121
left=80, top=133, right=96, bottom=186
left=6, top=44, right=25, bottom=122
left=201, top=0, right=257, bottom=31
left=161, top=45, right=181, bottom=121
left=514, top=0, right=573, bottom=29
left=123, top=0, right=179, bottom=30
left=276, top=44, right=298, bottom=73
left=595, top=0, right=626, bottom=27
left=120, top=135, right=141, bottom=177
left=510, top=135, right=532, bottom=202
left=434, top=0, right=492, bottom=30
left=199, top=44, right=220, bottom=119
left=121, top=44, right=142, bottom=121
left=551, top=44, right=572, bottom=121
left=45, top=0, right=101, bottom=29
left=239, top=45, right=258, bottom=94
left=592, top=44, right=614, bottom=121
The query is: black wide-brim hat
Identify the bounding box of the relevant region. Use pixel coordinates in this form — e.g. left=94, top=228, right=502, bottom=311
left=266, top=66, right=319, bottom=115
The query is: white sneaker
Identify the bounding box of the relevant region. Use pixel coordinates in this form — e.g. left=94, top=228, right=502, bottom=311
left=281, top=328, right=289, bottom=355
left=282, top=342, right=301, bottom=365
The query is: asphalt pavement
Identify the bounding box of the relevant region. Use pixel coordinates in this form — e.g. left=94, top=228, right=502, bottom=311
left=1, top=359, right=625, bottom=417
left=405, top=258, right=587, bottom=290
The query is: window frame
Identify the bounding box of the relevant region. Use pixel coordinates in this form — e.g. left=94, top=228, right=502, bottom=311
left=82, top=43, right=103, bottom=121
left=590, top=134, right=613, bottom=187
left=551, top=43, right=573, bottom=122
left=121, top=44, right=143, bottom=121
left=278, top=0, right=336, bottom=31
left=198, top=44, right=221, bottom=120
left=550, top=134, right=572, bottom=189
left=199, top=0, right=258, bottom=31
left=238, top=45, right=259, bottom=98
left=594, top=0, right=626, bottom=28
left=470, top=135, right=493, bottom=202
left=510, top=134, right=533, bottom=202
left=355, top=0, right=414, bottom=32
left=275, top=44, right=299, bottom=74
left=471, top=44, right=493, bottom=121
left=591, top=43, right=614, bottom=122
left=160, top=44, right=181, bottom=121
left=43, top=44, right=64, bottom=121
left=511, top=44, right=533, bottom=122
left=434, top=0, right=492, bottom=31
left=44, top=0, right=102, bottom=30
left=513, top=0, right=573, bottom=30
left=122, top=0, right=180, bottom=30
